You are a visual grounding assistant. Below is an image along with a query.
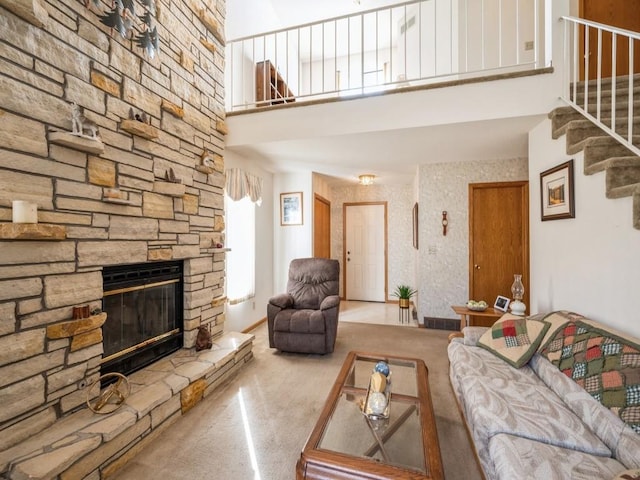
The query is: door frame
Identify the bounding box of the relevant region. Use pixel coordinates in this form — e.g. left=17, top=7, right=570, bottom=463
left=342, top=202, right=388, bottom=301
left=468, top=181, right=530, bottom=305
left=313, top=193, right=331, bottom=258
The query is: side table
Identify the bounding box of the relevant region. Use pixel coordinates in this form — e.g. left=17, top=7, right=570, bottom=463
left=451, top=306, right=503, bottom=331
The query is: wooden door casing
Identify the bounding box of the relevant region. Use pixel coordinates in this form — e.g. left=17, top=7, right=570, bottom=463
left=343, top=202, right=387, bottom=302
left=313, top=194, right=331, bottom=258
left=469, top=182, right=529, bottom=325
left=579, top=0, right=640, bottom=80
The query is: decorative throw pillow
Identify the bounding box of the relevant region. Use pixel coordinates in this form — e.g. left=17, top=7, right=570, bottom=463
left=478, top=314, right=551, bottom=368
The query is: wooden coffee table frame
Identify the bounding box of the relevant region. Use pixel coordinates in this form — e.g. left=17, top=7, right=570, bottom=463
left=296, top=351, right=444, bottom=480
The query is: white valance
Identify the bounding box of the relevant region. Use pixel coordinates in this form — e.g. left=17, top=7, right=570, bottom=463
left=225, top=168, right=263, bottom=205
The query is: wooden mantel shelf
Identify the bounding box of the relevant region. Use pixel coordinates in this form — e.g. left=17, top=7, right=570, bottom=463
left=120, top=119, right=159, bottom=140
left=0, top=223, right=67, bottom=240
left=49, top=131, right=105, bottom=154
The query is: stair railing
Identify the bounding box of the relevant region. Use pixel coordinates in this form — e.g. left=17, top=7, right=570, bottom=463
left=562, top=16, right=640, bottom=156
left=227, top=0, right=542, bottom=112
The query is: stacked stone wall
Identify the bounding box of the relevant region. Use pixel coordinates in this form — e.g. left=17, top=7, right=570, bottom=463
left=0, top=0, right=228, bottom=452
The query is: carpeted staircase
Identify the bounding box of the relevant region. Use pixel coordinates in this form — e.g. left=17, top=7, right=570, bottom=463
left=548, top=75, right=640, bottom=230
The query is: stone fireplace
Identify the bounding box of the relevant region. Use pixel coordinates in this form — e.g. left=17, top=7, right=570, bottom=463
left=0, top=0, right=254, bottom=476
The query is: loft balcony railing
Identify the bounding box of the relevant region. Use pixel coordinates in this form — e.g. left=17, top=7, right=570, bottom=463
left=226, top=0, right=545, bottom=112
left=562, top=16, right=640, bottom=156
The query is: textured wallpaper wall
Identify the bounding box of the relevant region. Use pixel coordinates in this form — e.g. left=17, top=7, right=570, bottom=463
left=418, top=158, right=528, bottom=321
left=330, top=184, right=416, bottom=299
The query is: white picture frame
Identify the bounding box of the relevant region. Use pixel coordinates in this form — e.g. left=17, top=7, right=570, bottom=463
left=494, top=295, right=510, bottom=312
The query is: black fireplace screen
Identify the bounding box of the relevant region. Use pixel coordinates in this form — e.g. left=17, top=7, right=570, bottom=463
left=101, top=261, right=183, bottom=377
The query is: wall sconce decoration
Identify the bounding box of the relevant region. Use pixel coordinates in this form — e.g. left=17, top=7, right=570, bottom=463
left=359, top=174, right=375, bottom=186
left=94, top=0, right=160, bottom=59
left=442, top=211, right=448, bottom=236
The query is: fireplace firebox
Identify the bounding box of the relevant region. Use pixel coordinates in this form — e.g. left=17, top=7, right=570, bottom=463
left=101, top=261, right=183, bottom=377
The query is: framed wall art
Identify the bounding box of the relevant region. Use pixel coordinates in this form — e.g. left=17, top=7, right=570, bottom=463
left=540, top=160, right=575, bottom=221
left=280, top=192, right=303, bottom=226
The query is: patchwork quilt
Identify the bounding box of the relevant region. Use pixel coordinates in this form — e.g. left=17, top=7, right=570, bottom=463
left=538, top=312, right=640, bottom=435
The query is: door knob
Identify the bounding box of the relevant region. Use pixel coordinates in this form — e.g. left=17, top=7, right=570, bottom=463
left=474, top=264, right=480, bottom=270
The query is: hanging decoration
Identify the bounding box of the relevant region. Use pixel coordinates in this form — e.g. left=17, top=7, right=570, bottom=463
left=87, top=0, right=160, bottom=59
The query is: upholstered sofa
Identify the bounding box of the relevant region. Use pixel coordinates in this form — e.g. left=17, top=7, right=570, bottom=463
left=448, top=311, right=640, bottom=479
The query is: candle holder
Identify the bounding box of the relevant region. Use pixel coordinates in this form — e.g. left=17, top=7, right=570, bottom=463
left=510, top=274, right=526, bottom=316
left=12, top=200, right=38, bottom=224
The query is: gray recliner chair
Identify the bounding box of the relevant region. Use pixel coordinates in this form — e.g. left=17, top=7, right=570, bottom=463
left=267, top=258, right=340, bottom=354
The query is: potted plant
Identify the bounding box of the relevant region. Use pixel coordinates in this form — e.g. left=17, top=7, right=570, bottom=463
left=392, top=284, right=417, bottom=308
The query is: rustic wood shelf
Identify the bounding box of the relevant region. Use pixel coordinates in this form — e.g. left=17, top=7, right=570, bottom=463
left=195, top=165, right=215, bottom=174
left=0, top=223, right=66, bottom=240
left=47, top=312, right=108, bottom=339
left=198, top=8, right=225, bottom=45
left=120, top=119, right=159, bottom=140
left=102, top=188, right=134, bottom=205
left=216, top=120, right=228, bottom=135
left=49, top=131, right=105, bottom=154
left=211, top=295, right=227, bottom=308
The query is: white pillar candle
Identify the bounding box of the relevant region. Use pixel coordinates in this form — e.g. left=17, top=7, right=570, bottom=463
left=12, top=200, right=38, bottom=224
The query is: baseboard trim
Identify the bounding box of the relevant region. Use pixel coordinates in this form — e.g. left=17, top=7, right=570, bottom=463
left=243, top=317, right=267, bottom=333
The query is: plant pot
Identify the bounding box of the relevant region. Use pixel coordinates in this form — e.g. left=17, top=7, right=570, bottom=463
left=399, top=298, right=410, bottom=309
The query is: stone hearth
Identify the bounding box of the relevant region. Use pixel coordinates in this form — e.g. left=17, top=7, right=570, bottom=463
left=0, top=332, right=253, bottom=479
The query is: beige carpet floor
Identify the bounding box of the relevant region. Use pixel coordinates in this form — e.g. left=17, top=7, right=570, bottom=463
left=112, top=322, right=483, bottom=479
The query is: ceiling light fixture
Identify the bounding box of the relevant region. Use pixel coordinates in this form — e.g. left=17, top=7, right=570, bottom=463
left=358, top=174, right=375, bottom=186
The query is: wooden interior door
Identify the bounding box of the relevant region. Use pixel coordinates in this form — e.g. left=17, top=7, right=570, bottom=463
left=469, top=182, right=529, bottom=326
left=580, top=0, right=640, bottom=80
left=313, top=194, right=331, bottom=258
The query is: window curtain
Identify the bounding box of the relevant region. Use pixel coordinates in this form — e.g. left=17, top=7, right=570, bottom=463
left=224, top=168, right=262, bottom=305
left=225, top=168, right=263, bottom=205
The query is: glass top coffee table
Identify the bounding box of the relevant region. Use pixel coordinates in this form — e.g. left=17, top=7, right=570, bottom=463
left=296, top=351, right=443, bottom=479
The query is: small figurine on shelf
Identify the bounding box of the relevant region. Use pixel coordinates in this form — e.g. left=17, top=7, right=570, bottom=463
left=201, top=151, right=214, bottom=168
left=164, top=168, right=181, bottom=183
left=128, top=107, right=149, bottom=124
left=195, top=325, right=212, bottom=351
left=71, top=103, right=99, bottom=140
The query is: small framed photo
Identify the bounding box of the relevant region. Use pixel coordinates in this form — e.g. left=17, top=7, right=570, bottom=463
left=494, top=295, right=510, bottom=313
left=540, top=160, right=575, bottom=221
left=280, top=192, right=303, bottom=226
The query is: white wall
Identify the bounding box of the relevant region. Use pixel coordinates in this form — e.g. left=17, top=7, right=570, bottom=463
left=223, top=150, right=275, bottom=332
left=273, top=172, right=314, bottom=293
left=529, top=119, right=640, bottom=339
left=459, top=0, right=536, bottom=73
left=418, top=158, right=529, bottom=321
